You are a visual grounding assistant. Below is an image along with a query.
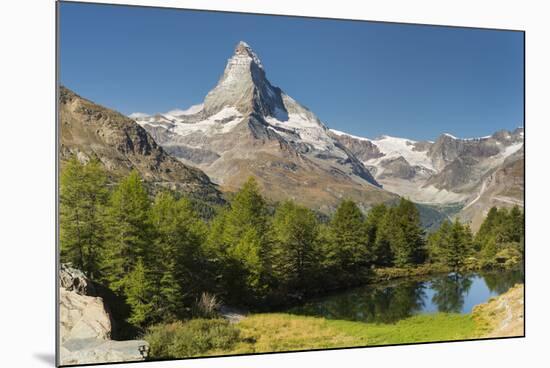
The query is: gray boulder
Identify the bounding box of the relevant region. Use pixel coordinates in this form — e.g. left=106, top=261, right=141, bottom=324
left=59, top=264, right=149, bottom=365
left=61, top=339, right=149, bottom=366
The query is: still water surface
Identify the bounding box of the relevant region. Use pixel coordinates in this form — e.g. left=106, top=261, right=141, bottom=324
left=288, top=270, right=524, bottom=323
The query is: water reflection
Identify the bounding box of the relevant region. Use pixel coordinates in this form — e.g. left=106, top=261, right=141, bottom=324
left=288, top=270, right=523, bottom=323
left=429, top=273, right=473, bottom=313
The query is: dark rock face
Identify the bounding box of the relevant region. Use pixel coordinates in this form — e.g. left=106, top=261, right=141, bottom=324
left=59, top=86, right=223, bottom=202
left=378, top=156, right=417, bottom=180
left=428, top=134, right=500, bottom=171
left=412, top=141, right=433, bottom=152
left=459, top=145, right=524, bottom=230
left=163, top=145, right=220, bottom=165
left=329, top=132, right=384, bottom=162
left=425, top=131, right=524, bottom=193
left=60, top=263, right=95, bottom=296
left=425, top=156, right=480, bottom=189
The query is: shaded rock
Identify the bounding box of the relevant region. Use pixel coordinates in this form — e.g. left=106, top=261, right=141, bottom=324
left=60, top=263, right=95, bottom=296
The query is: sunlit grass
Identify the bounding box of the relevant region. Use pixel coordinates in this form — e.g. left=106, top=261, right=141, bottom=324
left=207, top=312, right=489, bottom=356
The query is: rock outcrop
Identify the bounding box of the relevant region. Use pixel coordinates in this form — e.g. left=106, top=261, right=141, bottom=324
left=59, top=86, right=223, bottom=203
left=473, top=284, right=524, bottom=338
left=59, top=264, right=149, bottom=365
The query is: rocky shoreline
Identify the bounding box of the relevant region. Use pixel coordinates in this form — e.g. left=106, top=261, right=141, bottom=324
left=59, top=264, right=149, bottom=366
left=473, top=283, right=525, bottom=338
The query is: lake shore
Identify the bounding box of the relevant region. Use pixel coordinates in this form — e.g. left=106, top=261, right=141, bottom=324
left=473, top=283, right=524, bottom=338
left=145, top=283, right=525, bottom=359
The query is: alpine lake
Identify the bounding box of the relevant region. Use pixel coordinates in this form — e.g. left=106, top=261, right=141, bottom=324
left=287, top=269, right=524, bottom=324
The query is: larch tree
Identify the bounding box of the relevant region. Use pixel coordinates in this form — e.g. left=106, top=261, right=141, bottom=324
left=60, top=157, right=108, bottom=280
left=271, top=200, right=320, bottom=293
left=328, top=200, right=370, bottom=274
left=101, top=170, right=152, bottom=293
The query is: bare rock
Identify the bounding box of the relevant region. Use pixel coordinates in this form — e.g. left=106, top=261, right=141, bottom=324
left=59, top=288, right=111, bottom=343
left=60, top=263, right=95, bottom=296
left=59, top=264, right=149, bottom=365
left=61, top=339, right=149, bottom=366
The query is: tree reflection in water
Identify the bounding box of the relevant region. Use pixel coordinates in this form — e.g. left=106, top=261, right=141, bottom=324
left=429, top=273, right=473, bottom=313
left=287, top=269, right=523, bottom=323
left=289, top=280, right=427, bottom=324
left=482, top=268, right=524, bottom=295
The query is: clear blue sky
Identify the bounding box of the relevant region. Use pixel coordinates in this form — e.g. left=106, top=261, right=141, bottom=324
left=59, top=2, right=524, bottom=141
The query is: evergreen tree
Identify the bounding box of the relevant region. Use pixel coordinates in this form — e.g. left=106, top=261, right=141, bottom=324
left=365, top=204, right=390, bottom=266
left=212, top=177, right=272, bottom=302
left=124, top=258, right=154, bottom=327
left=327, top=200, right=370, bottom=273
left=445, top=219, right=471, bottom=271
left=427, top=220, right=451, bottom=264
left=506, top=206, right=524, bottom=243
left=60, top=157, right=108, bottom=279
left=102, top=170, right=152, bottom=292
left=482, top=236, right=498, bottom=261
left=271, top=201, right=319, bottom=293
left=475, top=206, right=524, bottom=253
left=374, top=210, right=398, bottom=267
left=475, top=207, right=500, bottom=249
left=149, top=192, right=208, bottom=321
left=393, top=198, right=426, bottom=265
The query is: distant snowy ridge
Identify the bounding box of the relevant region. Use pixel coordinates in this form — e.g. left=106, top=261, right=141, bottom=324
left=329, top=129, right=434, bottom=170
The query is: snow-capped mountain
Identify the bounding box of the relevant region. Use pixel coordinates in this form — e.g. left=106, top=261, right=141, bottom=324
left=131, top=40, right=523, bottom=227
left=133, top=41, right=394, bottom=213
left=331, top=128, right=524, bottom=228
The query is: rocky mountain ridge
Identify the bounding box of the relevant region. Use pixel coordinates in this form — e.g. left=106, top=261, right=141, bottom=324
left=331, top=128, right=524, bottom=228
left=59, top=86, right=223, bottom=203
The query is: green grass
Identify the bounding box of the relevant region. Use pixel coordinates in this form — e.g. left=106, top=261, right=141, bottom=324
left=327, top=313, right=483, bottom=345
left=205, top=312, right=489, bottom=356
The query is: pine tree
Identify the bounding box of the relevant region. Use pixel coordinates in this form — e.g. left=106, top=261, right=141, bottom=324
left=388, top=221, right=409, bottom=267
left=506, top=206, right=524, bottom=243
left=60, top=157, right=108, bottom=279
left=445, top=219, right=470, bottom=271
left=271, top=201, right=319, bottom=293
left=159, top=194, right=208, bottom=318
left=365, top=204, right=390, bottom=266
left=373, top=209, right=397, bottom=267
left=396, top=198, right=426, bottom=265
left=427, top=220, right=451, bottom=264
left=149, top=192, right=184, bottom=321
left=124, top=258, right=154, bottom=327
left=328, top=200, right=370, bottom=273
left=102, top=170, right=152, bottom=292
left=216, top=177, right=272, bottom=301
left=475, top=207, right=499, bottom=248
left=482, top=236, right=498, bottom=261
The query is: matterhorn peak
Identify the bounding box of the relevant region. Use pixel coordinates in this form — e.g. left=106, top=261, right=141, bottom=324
left=203, top=40, right=281, bottom=116
left=233, top=41, right=264, bottom=70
